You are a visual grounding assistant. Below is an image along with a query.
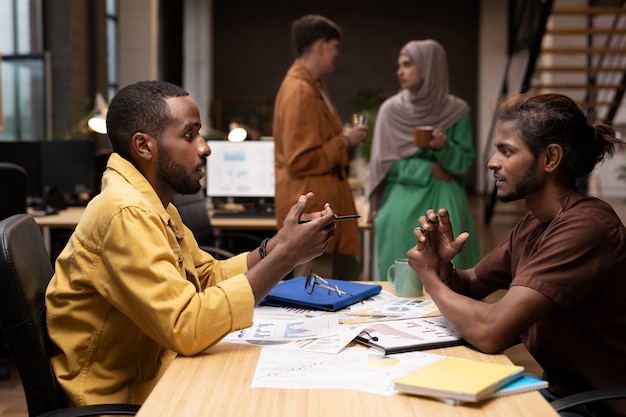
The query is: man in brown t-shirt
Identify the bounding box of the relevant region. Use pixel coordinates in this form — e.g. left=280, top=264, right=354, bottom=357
left=407, top=92, right=626, bottom=417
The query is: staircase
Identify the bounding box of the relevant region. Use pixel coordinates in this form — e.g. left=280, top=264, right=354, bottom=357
left=484, top=0, right=626, bottom=223
left=528, top=2, right=626, bottom=123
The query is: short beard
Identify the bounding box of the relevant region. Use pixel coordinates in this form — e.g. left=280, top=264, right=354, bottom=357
left=157, top=150, right=203, bottom=195
left=498, top=159, right=538, bottom=203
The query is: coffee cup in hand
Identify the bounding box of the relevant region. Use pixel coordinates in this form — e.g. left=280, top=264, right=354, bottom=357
left=414, top=126, right=433, bottom=148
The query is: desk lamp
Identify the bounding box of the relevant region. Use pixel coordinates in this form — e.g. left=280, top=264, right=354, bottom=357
left=227, top=121, right=261, bottom=142
left=227, top=123, right=247, bottom=142
left=87, top=92, right=108, bottom=134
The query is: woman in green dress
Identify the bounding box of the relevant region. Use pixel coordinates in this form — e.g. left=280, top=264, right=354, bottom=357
left=367, top=39, right=480, bottom=281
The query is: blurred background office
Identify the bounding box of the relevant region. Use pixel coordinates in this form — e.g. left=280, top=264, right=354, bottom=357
left=1, top=0, right=626, bottom=263
left=3, top=1, right=626, bottom=411
left=1, top=0, right=485, bottom=187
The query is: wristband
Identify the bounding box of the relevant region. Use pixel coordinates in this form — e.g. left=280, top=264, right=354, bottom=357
left=259, top=238, right=270, bottom=259
left=442, top=261, right=456, bottom=286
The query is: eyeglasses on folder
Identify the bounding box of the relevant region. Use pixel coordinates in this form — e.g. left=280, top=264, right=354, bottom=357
left=304, top=272, right=364, bottom=304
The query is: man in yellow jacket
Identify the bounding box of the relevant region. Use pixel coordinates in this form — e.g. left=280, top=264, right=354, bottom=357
left=273, top=14, right=367, bottom=280
left=45, top=80, right=337, bottom=406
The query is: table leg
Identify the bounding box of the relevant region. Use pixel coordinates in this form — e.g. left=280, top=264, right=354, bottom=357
left=41, top=226, right=51, bottom=254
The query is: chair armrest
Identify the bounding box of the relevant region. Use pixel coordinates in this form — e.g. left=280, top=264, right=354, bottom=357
left=213, top=231, right=264, bottom=254
left=199, top=245, right=236, bottom=260
left=551, top=387, right=626, bottom=412
left=38, top=403, right=141, bottom=417
left=218, top=231, right=263, bottom=244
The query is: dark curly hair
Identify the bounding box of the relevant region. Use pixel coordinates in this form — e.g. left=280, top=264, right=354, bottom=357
left=106, top=80, right=188, bottom=160
left=497, top=92, right=623, bottom=182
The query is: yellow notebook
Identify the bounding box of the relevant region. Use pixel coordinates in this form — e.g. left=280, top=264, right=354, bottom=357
left=394, top=357, right=524, bottom=404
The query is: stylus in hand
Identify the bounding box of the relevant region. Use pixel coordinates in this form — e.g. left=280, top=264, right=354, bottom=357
left=298, top=214, right=360, bottom=224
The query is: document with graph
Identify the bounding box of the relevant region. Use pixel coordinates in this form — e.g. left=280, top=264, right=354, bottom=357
left=354, top=316, right=463, bottom=354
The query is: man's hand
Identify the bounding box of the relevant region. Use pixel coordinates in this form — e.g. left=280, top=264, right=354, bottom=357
left=246, top=192, right=336, bottom=302
left=407, top=208, right=469, bottom=282
left=276, top=192, right=336, bottom=266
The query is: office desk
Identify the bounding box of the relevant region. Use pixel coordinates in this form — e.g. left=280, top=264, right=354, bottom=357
left=209, top=215, right=277, bottom=231
left=30, top=206, right=375, bottom=279
left=136, top=334, right=556, bottom=417
left=209, top=212, right=372, bottom=231
left=31, top=207, right=85, bottom=253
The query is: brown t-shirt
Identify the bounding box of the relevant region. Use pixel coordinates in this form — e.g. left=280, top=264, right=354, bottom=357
left=475, top=190, right=626, bottom=416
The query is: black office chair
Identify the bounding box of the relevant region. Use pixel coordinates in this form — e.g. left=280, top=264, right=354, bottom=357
left=0, top=162, right=28, bottom=381
left=0, top=214, right=140, bottom=417
left=551, top=387, right=626, bottom=415
left=172, top=191, right=265, bottom=260
left=0, top=162, right=27, bottom=220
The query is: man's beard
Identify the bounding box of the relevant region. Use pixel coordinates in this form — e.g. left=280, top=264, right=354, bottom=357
left=498, top=160, right=538, bottom=203
left=157, top=151, right=203, bottom=195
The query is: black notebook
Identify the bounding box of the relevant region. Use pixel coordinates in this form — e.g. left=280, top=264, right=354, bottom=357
left=355, top=316, right=463, bottom=354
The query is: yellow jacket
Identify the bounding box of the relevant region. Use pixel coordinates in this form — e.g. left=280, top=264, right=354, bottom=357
left=45, top=153, right=254, bottom=406
left=273, top=59, right=361, bottom=256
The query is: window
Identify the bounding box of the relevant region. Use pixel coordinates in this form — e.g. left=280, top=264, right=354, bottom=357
left=0, top=0, right=46, bottom=141
left=105, top=0, right=118, bottom=101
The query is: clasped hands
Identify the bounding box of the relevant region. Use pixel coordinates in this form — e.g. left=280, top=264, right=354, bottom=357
left=407, top=208, right=469, bottom=286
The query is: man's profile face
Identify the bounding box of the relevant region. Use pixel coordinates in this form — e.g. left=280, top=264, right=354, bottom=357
left=488, top=121, right=540, bottom=203
left=156, top=96, right=208, bottom=195
left=320, top=39, right=340, bottom=74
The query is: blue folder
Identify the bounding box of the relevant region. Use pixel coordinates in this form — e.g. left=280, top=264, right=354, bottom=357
left=261, top=276, right=382, bottom=312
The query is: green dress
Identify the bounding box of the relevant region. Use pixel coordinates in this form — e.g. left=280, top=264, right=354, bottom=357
left=374, top=114, right=480, bottom=281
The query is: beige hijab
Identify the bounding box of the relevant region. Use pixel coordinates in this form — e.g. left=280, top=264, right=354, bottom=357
left=366, top=39, right=469, bottom=220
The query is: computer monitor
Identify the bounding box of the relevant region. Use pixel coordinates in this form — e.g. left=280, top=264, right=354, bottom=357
left=206, top=140, right=275, bottom=200
left=0, top=141, right=43, bottom=198
left=0, top=140, right=96, bottom=208
left=41, top=140, right=96, bottom=196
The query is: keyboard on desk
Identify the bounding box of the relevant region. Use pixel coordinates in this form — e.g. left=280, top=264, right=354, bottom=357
left=211, top=209, right=276, bottom=219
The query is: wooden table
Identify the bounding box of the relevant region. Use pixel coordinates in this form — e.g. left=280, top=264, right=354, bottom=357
left=137, top=284, right=556, bottom=417
left=136, top=340, right=556, bottom=417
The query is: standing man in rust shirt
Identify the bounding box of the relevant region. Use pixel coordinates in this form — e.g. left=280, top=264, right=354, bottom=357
left=273, top=14, right=367, bottom=280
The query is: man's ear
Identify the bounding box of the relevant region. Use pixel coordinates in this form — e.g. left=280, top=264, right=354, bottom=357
left=544, top=143, right=564, bottom=173
left=131, top=132, right=156, bottom=161
left=312, top=38, right=325, bottom=55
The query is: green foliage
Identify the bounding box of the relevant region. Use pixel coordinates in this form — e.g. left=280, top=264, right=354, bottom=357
left=618, top=164, right=626, bottom=202
left=618, top=164, right=626, bottom=182
left=353, top=89, right=388, bottom=113
left=352, top=89, right=388, bottom=161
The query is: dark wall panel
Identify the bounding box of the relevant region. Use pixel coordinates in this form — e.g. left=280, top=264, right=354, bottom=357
left=212, top=0, right=479, bottom=136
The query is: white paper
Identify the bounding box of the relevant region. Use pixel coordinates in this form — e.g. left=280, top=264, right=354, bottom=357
left=285, top=325, right=363, bottom=354
left=253, top=304, right=326, bottom=318
left=348, top=297, right=438, bottom=320
left=251, top=346, right=371, bottom=389
left=224, top=315, right=340, bottom=342
left=251, top=346, right=444, bottom=396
